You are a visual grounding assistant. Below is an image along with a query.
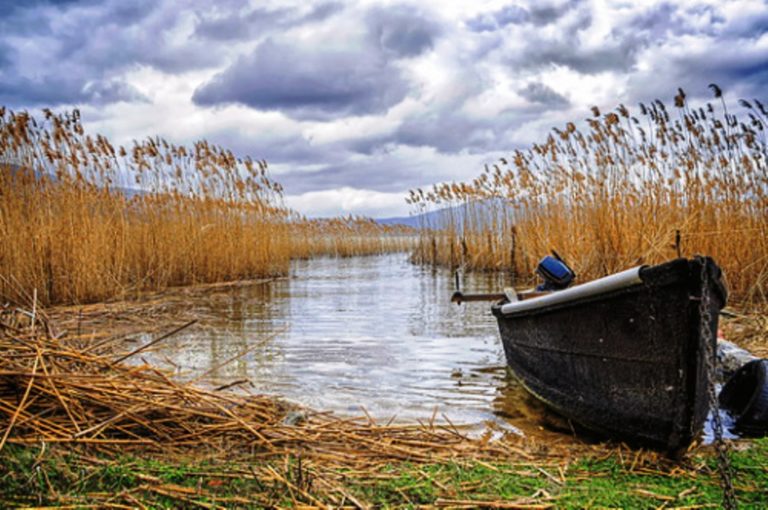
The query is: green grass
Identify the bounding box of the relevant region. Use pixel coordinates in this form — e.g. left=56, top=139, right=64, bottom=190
left=557, top=449, right=768, bottom=509
left=1, top=440, right=767, bottom=508
left=340, top=441, right=768, bottom=508
left=346, top=462, right=552, bottom=506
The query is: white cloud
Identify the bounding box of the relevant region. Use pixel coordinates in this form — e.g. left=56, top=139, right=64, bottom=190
left=285, top=187, right=410, bottom=218
left=2, top=0, right=765, bottom=218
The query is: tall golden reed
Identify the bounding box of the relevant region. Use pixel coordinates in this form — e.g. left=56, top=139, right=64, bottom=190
left=409, top=86, right=768, bottom=304
left=0, top=108, right=413, bottom=306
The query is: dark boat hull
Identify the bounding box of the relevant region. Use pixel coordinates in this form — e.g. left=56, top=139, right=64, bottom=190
left=491, top=257, right=726, bottom=452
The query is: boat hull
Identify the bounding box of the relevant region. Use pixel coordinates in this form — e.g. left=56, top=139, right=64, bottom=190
left=491, top=257, right=726, bottom=453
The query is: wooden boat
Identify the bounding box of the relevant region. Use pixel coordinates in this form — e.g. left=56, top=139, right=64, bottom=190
left=490, top=257, right=726, bottom=454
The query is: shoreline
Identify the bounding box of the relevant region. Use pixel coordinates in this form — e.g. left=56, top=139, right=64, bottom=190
left=1, top=294, right=767, bottom=507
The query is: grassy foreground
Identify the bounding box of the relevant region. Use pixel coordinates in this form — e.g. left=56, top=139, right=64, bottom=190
left=2, top=440, right=767, bottom=509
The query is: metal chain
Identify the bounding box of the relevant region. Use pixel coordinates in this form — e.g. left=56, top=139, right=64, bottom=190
left=699, top=260, right=737, bottom=509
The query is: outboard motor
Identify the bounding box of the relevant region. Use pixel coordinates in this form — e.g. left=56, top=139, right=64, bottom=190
left=536, top=252, right=575, bottom=291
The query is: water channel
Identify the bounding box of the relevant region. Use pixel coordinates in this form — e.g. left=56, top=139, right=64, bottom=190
left=142, top=253, right=554, bottom=435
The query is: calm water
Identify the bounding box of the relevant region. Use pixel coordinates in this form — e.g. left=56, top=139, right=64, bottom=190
left=143, top=253, right=538, bottom=428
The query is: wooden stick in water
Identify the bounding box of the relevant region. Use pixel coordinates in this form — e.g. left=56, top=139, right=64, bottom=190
left=111, top=320, right=197, bottom=366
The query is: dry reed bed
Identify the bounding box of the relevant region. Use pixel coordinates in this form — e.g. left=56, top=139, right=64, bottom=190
left=409, top=86, right=768, bottom=303
left=0, top=107, right=414, bottom=307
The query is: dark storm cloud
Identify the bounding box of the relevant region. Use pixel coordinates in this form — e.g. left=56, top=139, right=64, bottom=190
left=275, top=158, right=425, bottom=194
left=51, top=1, right=219, bottom=74
left=497, top=5, right=648, bottom=75
left=345, top=108, right=517, bottom=156
left=0, top=0, right=87, bottom=14
left=0, top=75, right=147, bottom=107
left=367, top=5, right=442, bottom=57
left=518, top=83, right=570, bottom=108
left=194, top=3, right=344, bottom=41
left=395, top=114, right=499, bottom=153
left=627, top=3, right=726, bottom=38
left=629, top=3, right=682, bottom=33
left=1, top=0, right=219, bottom=72
left=82, top=80, right=149, bottom=105
left=622, top=3, right=768, bottom=104
left=0, top=43, right=12, bottom=69
left=466, top=1, right=574, bottom=32
left=517, top=36, right=641, bottom=74
left=490, top=2, right=728, bottom=77
left=194, top=7, right=292, bottom=41
left=0, top=76, right=84, bottom=106
left=497, top=2, right=731, bottom=76
left=0, top=0, right=223, bottom=107
left=303, top=2, right=344, bottom=23
left=388, top=99, right=571, bottom=155
left=0, top=0, right=150, bottom=39
left=209, top=128, right=346, bottom=167
left=626, top=46, right=768, bottom=105
left=495, top=5, right=531, bottom=25
left=722, top=8, right=768, bottom=38
left=527, top=3, right=572, bottom=25
left=193, top=3, right=444, bottom=120
left=466, top=6, right=528, bottom=32
left=192, top=38, right=409, bottom=120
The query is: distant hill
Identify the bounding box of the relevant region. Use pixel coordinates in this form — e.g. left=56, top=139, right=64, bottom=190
left=376, top=199, right=510, bottom=230
left=376, top=207, right=455, bottom=229
left=376, top=213, right=426, bottom=228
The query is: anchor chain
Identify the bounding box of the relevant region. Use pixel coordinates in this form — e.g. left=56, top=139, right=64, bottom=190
left=699, top=260, right=737, bottom=509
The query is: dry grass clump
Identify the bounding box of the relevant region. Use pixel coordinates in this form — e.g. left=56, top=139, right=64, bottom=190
left=721, top=305, right=768, bottom=358
left=0, top=107, right=412, bottom=307
left=409, top=86, right=768, bottom=304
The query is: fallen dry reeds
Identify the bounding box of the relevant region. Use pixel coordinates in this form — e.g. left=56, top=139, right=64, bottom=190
left=720, top=304, right=768, bottom=358
left=2, top=300, right=762, bottom=508
left=0, top=298, right=573, bottom=507
left=410, top=85, right=768, bottom=304
left=0, top=107, right=414, bottom=307
left=0, top=298, right=542, bottom=471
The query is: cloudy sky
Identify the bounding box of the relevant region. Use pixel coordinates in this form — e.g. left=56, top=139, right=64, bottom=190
left=1, top=0, right=766, bottom=218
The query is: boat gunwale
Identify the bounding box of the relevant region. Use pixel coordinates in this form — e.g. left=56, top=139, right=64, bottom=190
left=491, top=258, right=719, bottom=320
left=496, top=266, right=644, bottom=316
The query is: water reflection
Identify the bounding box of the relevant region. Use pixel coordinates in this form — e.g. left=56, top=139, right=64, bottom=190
left=143, top=254, right=522, bottom=425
